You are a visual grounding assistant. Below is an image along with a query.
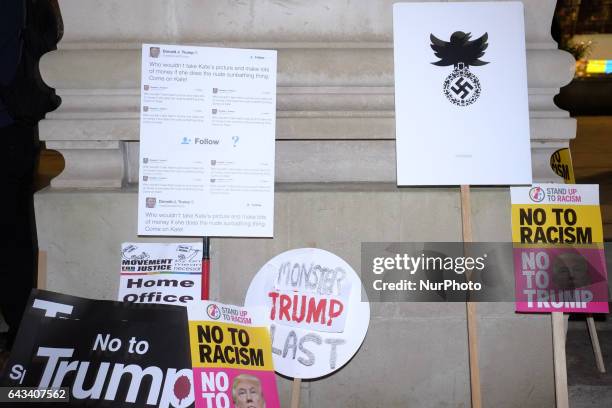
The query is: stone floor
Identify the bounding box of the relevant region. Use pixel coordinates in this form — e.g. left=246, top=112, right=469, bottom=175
left=567, top=318, right=612, bottom=407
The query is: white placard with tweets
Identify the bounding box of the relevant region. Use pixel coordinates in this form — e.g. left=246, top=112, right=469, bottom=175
left=138, top=44, right=277, bottom=236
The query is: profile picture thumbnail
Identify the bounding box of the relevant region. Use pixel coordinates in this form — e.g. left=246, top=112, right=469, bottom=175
left=145, top=197, right=157, bottom=208
left=149, top=47, right=160, bottom=58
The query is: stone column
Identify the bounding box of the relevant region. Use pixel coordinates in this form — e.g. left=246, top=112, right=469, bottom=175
left=36, top=1, right=574, bottom=406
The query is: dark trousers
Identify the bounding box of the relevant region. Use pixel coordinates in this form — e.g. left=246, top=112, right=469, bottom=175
left=0, top=122, right=38, bottom=349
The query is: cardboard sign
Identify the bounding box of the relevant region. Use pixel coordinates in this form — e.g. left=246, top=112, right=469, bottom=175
left=138, top=44, right=277, bottom=237
left=550, top=148, right=575, bottom=184
left=119, top=242, right=202, bottom=306
left=511, top=184, right=609, bottom=313
left=0, top=290, right=195, bottom=407
left=187, top=302, right=279, bottom=408
left=244, top=248, right=370, bottom=379
left=393, top=2, right=531, bottom=185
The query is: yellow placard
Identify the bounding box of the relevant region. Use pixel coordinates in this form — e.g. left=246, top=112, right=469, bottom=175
left=550, top=148, right=575, bottom=184
left=511, top=204, right=603, bottom=244
left=189, top=321, right=274, bottom=371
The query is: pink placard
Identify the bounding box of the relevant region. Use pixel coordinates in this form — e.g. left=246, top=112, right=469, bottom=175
left=193, top=367, right=280, bottom=408
left=514, top=247, right=609, bottom=313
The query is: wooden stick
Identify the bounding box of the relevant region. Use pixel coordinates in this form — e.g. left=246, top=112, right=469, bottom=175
left=460, top=185, right=481, bottom=408
left=552, top=312, right=569, bottom=408
left=37, top=250, right=47, bottom=290
left=466, top=302, right=481, bottom=408
left=460, top=186, right=473, bottom=243
left=290, top=378, right=301, bottom=408
left=586, top=315, right=606, bottom=373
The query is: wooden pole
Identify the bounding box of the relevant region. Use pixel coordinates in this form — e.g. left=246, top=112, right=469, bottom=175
left=552, top=312, right=569, bottom=408
left=290, top=378, right=301, bottom=408
left=460, top=185, right=481, bottom=408
left=586, top=315, right=606, bottom=373
left=37, top=250, right=47, bottom=290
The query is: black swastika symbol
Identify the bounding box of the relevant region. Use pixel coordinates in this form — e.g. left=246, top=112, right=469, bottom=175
left=451, top=78, right=474, bottom=100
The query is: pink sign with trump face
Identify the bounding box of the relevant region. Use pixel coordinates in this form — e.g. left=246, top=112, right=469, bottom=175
left=187, top=302, right=280, bottom=408
left=514, top=247, right=608, bottom=313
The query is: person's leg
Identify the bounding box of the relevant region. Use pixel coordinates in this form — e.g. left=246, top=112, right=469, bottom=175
left=0, top=122, right=37, bottom=349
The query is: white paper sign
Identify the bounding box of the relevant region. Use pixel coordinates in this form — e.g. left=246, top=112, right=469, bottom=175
left=267, top=251, right=353, bottom=333
left=118, top=242, right=202, bottom=305
left=244, top=248, right=370, bottom=379
left=393, top=2, right=532, bottom=185
left=138, top=44, right=277, bottom=236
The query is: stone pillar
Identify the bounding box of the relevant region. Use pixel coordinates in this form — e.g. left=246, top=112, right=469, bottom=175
left=36, top=1, right=575, bottom=406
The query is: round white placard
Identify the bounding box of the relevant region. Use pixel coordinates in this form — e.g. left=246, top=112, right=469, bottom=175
left=244, top=248, right=370, bottom=379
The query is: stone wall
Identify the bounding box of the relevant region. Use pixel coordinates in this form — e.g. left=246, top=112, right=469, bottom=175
left=36, top=1, right=575, bottom=406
